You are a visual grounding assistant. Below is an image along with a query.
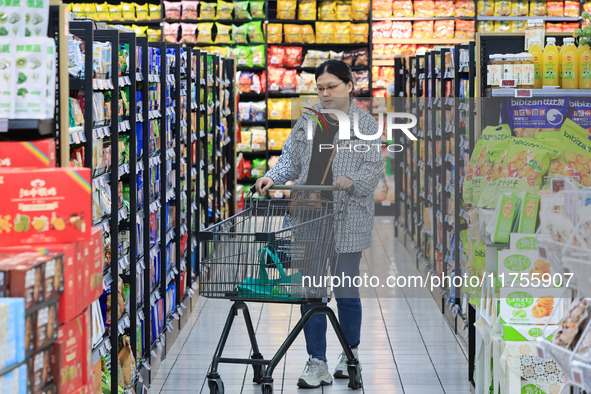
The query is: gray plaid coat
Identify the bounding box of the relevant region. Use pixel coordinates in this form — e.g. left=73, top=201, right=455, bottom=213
left=266, top=101, right=384, bottom=253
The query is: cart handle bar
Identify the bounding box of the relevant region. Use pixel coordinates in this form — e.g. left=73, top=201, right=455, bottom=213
left=249, top=185, right=337, bottom=194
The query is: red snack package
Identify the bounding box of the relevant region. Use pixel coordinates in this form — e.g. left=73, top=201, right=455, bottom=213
left=268, top=46, right=285, bottom=67
left=268, top=66, right=286, bottom=92
left=282, top=70, right=298, bottom=92
left=284, top=46, right=303, bottom=67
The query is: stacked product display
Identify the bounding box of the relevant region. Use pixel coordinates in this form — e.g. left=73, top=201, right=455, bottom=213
left=1, top=2, right=236, bottom=392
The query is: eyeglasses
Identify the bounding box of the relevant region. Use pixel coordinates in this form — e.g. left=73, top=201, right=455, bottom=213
left=314, top=81, right=344, bottom=93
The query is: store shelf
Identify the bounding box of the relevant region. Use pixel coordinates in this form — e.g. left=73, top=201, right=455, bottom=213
left=373, top=38, right=472, bottom=45
left=373, top=17, right=475, bottom=21
left=487, top=88, right=591, bottom=97
left=477, top=16, right=580, bottom=21
left=267, top=19, right=369, bottom=24
left=0, top=119, right=55, bottom=135
left=373, top=60, right=395, bottom=66
left=108, top=20, right=163, bottom=25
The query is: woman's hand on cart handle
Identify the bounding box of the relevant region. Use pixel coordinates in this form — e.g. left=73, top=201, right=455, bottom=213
left=255, top=177, right=275, bottom=196
left=333, top=176, right=354, bottom=191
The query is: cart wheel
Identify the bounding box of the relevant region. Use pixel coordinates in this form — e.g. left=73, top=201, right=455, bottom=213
left=252, top=365, right=263, bottom=384
left=347, top=365, right=363, bottom=390
left=208, top=378, right=224, bottom=394
left=261, top=383, right=273, bottom=394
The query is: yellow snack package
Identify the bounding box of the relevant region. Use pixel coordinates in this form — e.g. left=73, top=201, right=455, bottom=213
left=109, top=4, right=123, bottom=20
left=336, top=1, right=352, bottom=20
left=529, top=0, right=547, bottom=16
left=319, top=1, right=337, bottom=20
left=298, top=0, right=317, bottom=20
left=196, top=23, right=214, bottom=44
left=83, top=3, right=98, bottom=20
left=215, top=23, right=232, bottom=44
left=277, top=0, right=297, bottom=19
left=149, top=4, right=161, bottom=20
left=350, top=23, right=369, bottom=43
left=352, top=0, right=370, bottom=20
left=267, top=24, right=283, bottom=44
left=477, top=21, right=494, bottom=32
left=494, top=20, right=511, bottom=32
left=316, top=22, right=335, bottom=44
left=335, top=22, right=350, bottom=44
left=494, top=0, right=512, bottom=16
left=284, top=24, right=303, bottom=43
left=477, top=0, right=494, bottom=16
left=147, top=28, right=161, bottom=41
left=199, top=2, right=217, bottom=19
left=268, top=99, right=286, bottom=120
left=94, top=3, right=110, bottom=21
left=121, top=3, right=136, bottom=20
left=302, top=24, right=316, bottom=44
left=217, top=0, right=234, bottom=20
left=512, top=0, right=528, bottom=16
left=135, top=3, right=150, bottom=20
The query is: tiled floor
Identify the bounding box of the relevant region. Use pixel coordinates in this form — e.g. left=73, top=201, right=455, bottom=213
left=151, top=218, right=471, bottom=393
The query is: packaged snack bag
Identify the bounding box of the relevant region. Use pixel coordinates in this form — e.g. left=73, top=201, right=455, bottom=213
left=277, top=0, right=297, bottom=19
left=237, top=128, right=252, bottom=149
left=316, top=22, right=335, bottom=44
left=542, top=119, right=591, bottom=187
left=181, top=23, right=197, bottom=44
left=109, top=4, right=123, bottom=20
left=284, top=46, right=303, bottom=67
left=234, top=1, right=251, bottom=19
left=504, top=98, right=570, bottom=137
left=282, top=70, right=298, bottom=92
left=181, top=1, right=199, bottom=19
left=284, top=24, right=303, bottom=43
left=336, top=2, right=352, bottom=20
left=455, top=20, right=475, bottom=39
left=517, top=192, right=540, bottom=233
left=435, top=1, right=454, bottom=17
left=391, top=21, right=413, bottom=38
left=477, top=21, right=494, bottom=32
left=546, top=22, right=563, bottom=32
left=94, top=3, right=110, bottom=21
left=163, top=1, right=181, bottom=19
left=494, top=20, right=512, bottom=32
left=297, top=72, right=316, bottom=93
left=564, top=1, right=581, bottom=18
left=199, top=2, right=216, bottom=19
left=477, top=0, right=494, bottom=16
left=164, top=23, right=180, bottom=43
left=196, top=22, right=213, bottom=43
left=352, top=0, right=370, bottom=20
left=354, top=48, right=369, bottom=67
left=351, top=23, right=369, bottom=43
left=372, top=21, right=393, bottom=39
left=217, top=0, right=234, bottom=19
left=529, top=0, right=547, bottom=16
left=251, top=45, right=265, bottom=67
left=563, top=22, right=579, bottom=32
left=335, top=22, right=351, bottom=44
left=251, top=127, right=266, bottom=151
left=215, top=23, right=232, bottom=44
left=147, top=28, right=161, bottom=41
left=268, top=46, right=285, bottom=66
left=149, top=4, right=161, bottom=20
left=455, top=0, right=475, bottom=16
left=499, top=287, right=566, bottom=326
left=372, top=0, right=393, bottom=18
left=250, top=1, right=265, bottom=18
left=494, top=0, right=512, bottom=16
left=266, top=23, right=283, bottom=44
left=302, top=24, right=316, bottom=44
left=354, top=70, right=370, bottom=92
left=568, top=98, right=591, bottom=133
left=247, top=21, right=265, bottom=43
left=232, top=24, right=248, bottom=44
left=512, top=0, right=528, bottom=16
left=318, top=0, right=337, bottom=19
left=299, top=0, right=317, bottom=20
left=434, top=20, right=454, bottom=39
left=486, top=192, right=520, bottom=243
left=413, top=21, right=434, bottom=39
left=268, top=66, right=285, bottom=91
left=268, top=98, right=286, bottom=120
left=234, top=46, right=252, bottom=67
left=414, top=0, right=435, bottom=17
left=547, top=1, right=564, bottom=17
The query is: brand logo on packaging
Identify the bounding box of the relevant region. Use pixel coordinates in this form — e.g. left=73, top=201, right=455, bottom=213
left=304, top=107, right=418, bottom=152
left=504, top=255, right=532, bottom=271
left=19, top=179, right=57, bottom=199
left=507, top=291, right=534, bottom=309
left=528, top=327, right=543, bottom=338
left=547, top=109, right=564, bottom=126
left=516, top=238, right=537, bottom=250
left=0, top=158, right=11, bottom=167
left=474, top=250, right=485, bottom=257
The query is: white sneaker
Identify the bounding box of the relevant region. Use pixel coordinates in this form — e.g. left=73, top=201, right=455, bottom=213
left=334, top=348, right=361, bottom=379
left=297, top=357, right=333, bottom=388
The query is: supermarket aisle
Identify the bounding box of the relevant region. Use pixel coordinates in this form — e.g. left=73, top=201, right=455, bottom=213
left=151, top=218, right=470, bottom=394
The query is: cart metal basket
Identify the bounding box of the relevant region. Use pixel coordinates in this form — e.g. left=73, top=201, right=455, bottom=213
left=198, top=185, right=363, bottom=394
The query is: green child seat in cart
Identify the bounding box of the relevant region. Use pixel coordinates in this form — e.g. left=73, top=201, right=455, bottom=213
left=236, top=244, right=305, bottom=301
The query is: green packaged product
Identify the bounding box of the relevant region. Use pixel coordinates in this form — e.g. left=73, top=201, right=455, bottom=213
left=250, top=0, right=265, bottom=18
left=232, top=24, right=248, bottom=44
left=247, top=21, right=264, bottom=43
left=251, top=45, right=265, bottom=67
left=234, top=1, right=251, bottom=19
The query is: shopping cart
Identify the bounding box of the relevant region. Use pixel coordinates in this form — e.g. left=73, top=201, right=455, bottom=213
left=198, top=185, right=363, bottom=394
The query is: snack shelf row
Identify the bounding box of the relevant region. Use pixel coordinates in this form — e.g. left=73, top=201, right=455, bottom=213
left=66, top=20, right=236, bottom=393
left=393, top=41, right=478, bottom=384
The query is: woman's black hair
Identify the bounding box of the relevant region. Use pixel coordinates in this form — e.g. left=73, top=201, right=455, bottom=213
left=315, top=59, right=355, bottom=96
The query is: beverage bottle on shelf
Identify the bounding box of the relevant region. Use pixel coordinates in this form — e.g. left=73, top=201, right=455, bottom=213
left=529, top=40, right=544, bottom=89
left=543, top=37, right=560, bottom=87
left=514, top=54, right=525, bottom=88
left=561, top=37, right=579, bottom=89
left=522, top=53, right=535, bottom=88
left=503, top=54, right=515, bottom=86
left=579, top=42, right=591, bottom=89
left=487, top=54, right=503, bottom=88
left=525, top=19, right=545, bottom=51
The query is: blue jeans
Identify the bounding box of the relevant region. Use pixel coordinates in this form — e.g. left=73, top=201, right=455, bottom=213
left=300, top=252, right=362, bottom=362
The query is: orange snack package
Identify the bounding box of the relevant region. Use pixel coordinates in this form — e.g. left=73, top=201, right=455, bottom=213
left=414, top=0, right=435, bottom=17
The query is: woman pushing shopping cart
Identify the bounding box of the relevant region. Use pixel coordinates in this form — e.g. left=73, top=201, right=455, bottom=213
left=199, top=60, right=384, bottom=393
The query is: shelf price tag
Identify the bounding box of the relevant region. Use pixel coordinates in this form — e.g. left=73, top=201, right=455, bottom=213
left=515, top=89, right=532, bottom=98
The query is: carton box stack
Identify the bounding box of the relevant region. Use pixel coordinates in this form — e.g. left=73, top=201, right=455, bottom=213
left=0, top=139, right=101, bottom=394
